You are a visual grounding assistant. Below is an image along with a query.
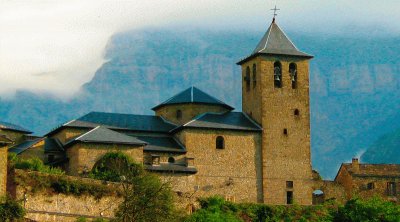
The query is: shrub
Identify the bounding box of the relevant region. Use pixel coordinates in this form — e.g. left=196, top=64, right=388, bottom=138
left=8, top=154, right=64, bottom=175
left=334, top=197, right=400, bottom=222
left=14, top=171, right=119, bottom=199
left=0, top=196, right=26, bottom=221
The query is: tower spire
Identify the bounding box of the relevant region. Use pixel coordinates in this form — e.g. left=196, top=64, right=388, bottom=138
left=271, top=5, right=280, bottom=22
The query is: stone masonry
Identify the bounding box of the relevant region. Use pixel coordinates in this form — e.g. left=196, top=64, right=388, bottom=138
left=241, top=56, right=314, bottom=205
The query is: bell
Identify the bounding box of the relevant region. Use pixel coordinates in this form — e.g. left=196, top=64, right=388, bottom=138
left=274, top=75, right=280, bottom=81
left=291, top=76, right=295, bottom=81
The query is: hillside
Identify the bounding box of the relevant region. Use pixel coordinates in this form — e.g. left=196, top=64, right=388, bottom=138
left=1, top=28, right=399, bottom=178
left=361, top=128, right=400, bottom=164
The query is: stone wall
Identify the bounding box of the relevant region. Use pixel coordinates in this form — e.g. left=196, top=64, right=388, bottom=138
left=351, top=177, right=399, bottom=202
left=155, top=103, right=229, bottom=125
left=173, top=128, right=263, bottom=203
left=313, top=180, right=346, bottom=204
left=13, top=170, right=121, bottom=222
left=66, top=143, right=144, bottom=176
left=241, top=56, right=313, bottom=205
left=335, top=166, right=354, bottom=199
left=143, top=152, right=186, bottom=165
left=0, top=146, right=7, bottom=197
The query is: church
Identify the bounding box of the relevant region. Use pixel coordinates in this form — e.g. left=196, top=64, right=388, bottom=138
left=36, top=17, right=315, bottom=205
left=1, top=14, right=399, bottom=210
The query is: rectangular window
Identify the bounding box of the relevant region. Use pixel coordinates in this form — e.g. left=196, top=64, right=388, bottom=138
left=367, top=182, right=375, bottom=190
left=387, top=182, right=396, bottom=196
left=287, top=191, right=293, bottom=204
left=286, top=181, right=293, bottom=189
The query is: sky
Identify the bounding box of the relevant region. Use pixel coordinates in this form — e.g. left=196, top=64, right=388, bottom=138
left=1, top=0, right=400, bottom=99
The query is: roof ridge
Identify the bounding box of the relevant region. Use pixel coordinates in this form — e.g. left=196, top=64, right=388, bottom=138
left=259, top=22, right=273, bottom=53
left=75, top=126, right=101, bottom=141
left=182, top=112, right=212, bottom=127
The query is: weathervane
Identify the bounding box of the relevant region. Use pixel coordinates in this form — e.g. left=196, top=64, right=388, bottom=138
left=271, top=5, right=280, bottom=21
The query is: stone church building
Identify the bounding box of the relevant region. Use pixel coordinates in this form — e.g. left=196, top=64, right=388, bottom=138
left=39, top=18, right=314, bottom=205
left=1, top=18, right=398, bottom=207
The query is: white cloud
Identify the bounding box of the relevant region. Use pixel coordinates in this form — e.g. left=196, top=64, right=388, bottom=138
left=0, top=0, right=399, bottom=99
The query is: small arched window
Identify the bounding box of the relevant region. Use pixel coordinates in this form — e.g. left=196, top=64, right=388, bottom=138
left=294, top=109, right=300, bottom=116
left=274, top=61, right=282, bottom=88
left=245, top=67, right=251, bottom=91
left=176, top=110, right=182, bottom=119
left=289, top=63, right=297, bottom=89
left=252, top=64, right=257, bottom=88
left=216, top=136, right=225, bottom=149
left=168, top=157, right=175, bottom=163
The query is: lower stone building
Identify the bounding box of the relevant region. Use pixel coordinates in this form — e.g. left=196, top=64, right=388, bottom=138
left=335, top=158, right=399, bottom=202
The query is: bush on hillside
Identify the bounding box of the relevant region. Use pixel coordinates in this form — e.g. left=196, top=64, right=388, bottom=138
left=0, top=196, right=25, bottom=221
left=334, top=197, right=400, bottom=222
left=8, top=153, right=64, bottom=175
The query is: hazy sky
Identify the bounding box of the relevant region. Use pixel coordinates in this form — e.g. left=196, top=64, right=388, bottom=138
left=1, top=0, right=399, bottom=99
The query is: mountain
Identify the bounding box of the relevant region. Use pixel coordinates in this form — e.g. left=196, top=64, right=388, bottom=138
left=361, top=128, right=400, bottom=164
left=1, top=28, right=399, bottom=178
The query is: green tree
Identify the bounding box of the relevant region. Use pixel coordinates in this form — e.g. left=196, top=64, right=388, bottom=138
left=334, top=197, right=400, bottom=222
left=92, top=152, right=178, bottom=222
left=89, top=152, right=139, bottom=182
left=0, top=196, right=26, bottom=221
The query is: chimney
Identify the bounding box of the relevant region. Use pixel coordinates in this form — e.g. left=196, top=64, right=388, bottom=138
left=352, top=158, right=359, bottom=173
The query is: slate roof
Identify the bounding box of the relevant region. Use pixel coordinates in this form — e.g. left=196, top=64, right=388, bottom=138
left=145, top=164, right=197, bottom=174
left=237, top=19, right=312, bottom=65
left=8, top=138, right=44, bottom=155
left=136, top=136, right=186, bottom=153
left=340, top=163, right=400, bottom=178
left=64, top=126, right=147, bottom=147
left=173, top=112, right=262, bottom=132
left=46, top=111, right=177, bottom=136
left=152, top=86, right=234, bottom=110
left=0, top=121, right=32, bottom=134
left=44, top=138, right=65, bottom=153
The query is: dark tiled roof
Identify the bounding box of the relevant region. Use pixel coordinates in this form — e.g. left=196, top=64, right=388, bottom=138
left=237, top=20, right=312, bottom=64
left=135, top=136, right=186, bottom=153
left=64, top=126, right=146, bottom=147
left=8, top=138, right=44, bottom=155
left=46, top=112, right=177, bottom=136
left=76, top=112, right=176, bottom=133
left=342, top=163, right=400, bottom=178
left=0, top=121, right=32, bottom=134
left=44, top=138, right=64, bottom=153
left=145, top=164, right=197, bottom=174
left=175, top=112, right=262, bottom=132
left=152, top=86, right=234, bottom=110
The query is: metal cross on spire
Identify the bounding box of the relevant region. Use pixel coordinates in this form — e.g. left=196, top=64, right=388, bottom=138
left=271, top=5, right=280, bottom=21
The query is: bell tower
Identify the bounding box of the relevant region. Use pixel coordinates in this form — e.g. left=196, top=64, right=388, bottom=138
left=237, top=17, right=314, bottom=205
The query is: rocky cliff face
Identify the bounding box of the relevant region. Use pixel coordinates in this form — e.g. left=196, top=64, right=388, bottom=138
left=1, top=28, right=399, bottom=178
